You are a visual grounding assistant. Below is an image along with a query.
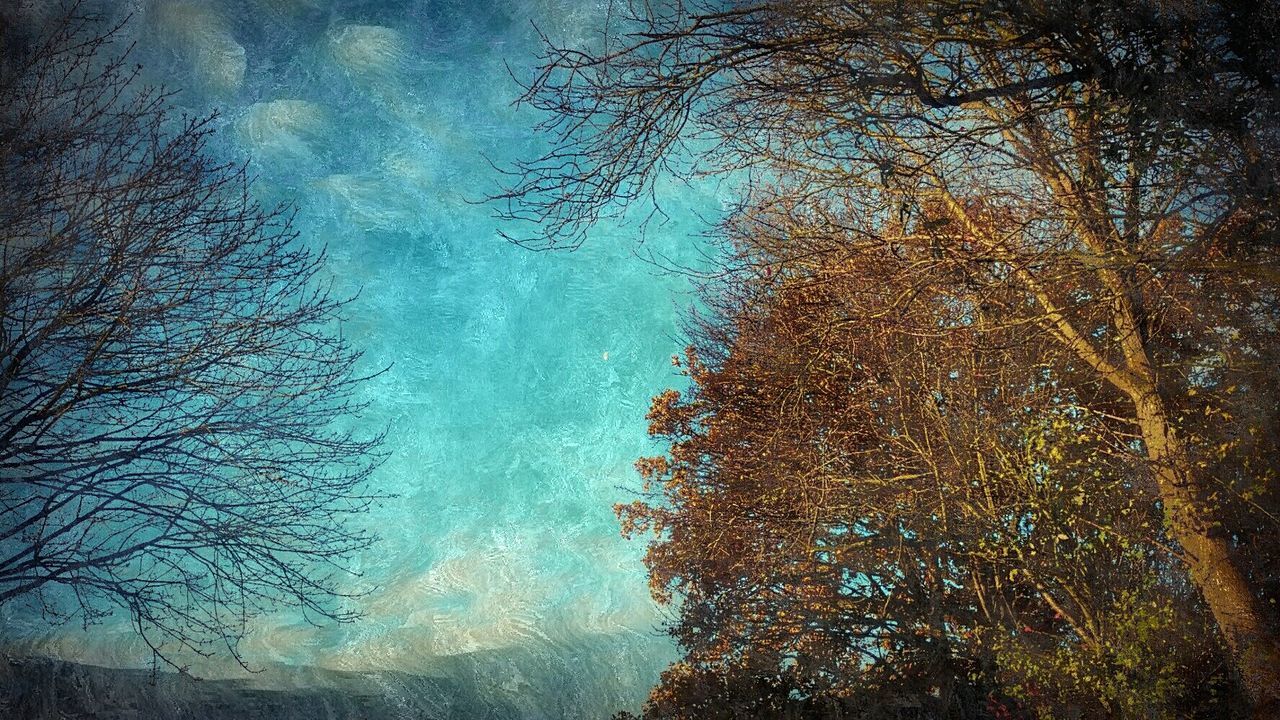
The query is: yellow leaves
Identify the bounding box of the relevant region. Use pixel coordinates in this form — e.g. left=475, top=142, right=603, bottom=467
left=646, top=388, right=690, bottom=437
left=616, top=501, right=658, bottom=539
left=635, top=455, right=671, bottom=481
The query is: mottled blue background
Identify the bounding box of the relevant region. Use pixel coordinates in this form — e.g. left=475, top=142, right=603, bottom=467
left=2, top=0, right=721, bottom=715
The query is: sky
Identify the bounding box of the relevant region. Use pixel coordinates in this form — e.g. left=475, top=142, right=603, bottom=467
left=2, top=0, right=722, bottom=715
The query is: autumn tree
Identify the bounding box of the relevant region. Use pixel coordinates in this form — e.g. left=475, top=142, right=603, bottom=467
left=497, top=0, right=1280, bottom=714
left=620, top=250, right=1238, bottom=717
left=626, top=229, right=1245, bottom=715
left=0, top=7, right=385, bottom=668
left=621, top=277, right=1006, bottom=719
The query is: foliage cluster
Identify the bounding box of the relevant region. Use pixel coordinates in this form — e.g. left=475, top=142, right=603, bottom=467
left=500, top=0, right=1280, bottom=717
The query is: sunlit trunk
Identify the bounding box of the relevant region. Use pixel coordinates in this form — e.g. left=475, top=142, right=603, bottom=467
left=1130, top=390, right=1280, bottom=715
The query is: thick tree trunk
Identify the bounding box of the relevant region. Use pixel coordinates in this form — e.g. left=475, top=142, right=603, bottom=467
left=1131, top=390, right=1280, bottom=715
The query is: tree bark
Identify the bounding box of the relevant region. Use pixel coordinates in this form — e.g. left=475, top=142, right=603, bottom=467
left=1130, top=389, right=1280, bottom=716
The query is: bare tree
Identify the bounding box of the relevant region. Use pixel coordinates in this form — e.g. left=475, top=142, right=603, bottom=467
left=497, top=0, right=1280, bottom=712
left=0, top=7, right=386, bottom=669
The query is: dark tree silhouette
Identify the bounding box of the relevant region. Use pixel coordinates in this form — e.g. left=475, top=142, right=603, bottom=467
left=0, top=7, right=385, bottom=669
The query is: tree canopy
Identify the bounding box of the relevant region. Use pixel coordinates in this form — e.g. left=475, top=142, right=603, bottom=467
left=498, top=0, right=1280, bottom=716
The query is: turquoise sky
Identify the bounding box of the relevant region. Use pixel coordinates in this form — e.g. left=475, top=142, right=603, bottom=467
left=3, top=0, right=722, bottom=715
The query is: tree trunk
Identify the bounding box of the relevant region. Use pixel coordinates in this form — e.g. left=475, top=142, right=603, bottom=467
left=1131, top=390, right=1280, bottom=716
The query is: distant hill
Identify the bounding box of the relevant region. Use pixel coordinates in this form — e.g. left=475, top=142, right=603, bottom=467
left=0, top=632, right=672, bottom=719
